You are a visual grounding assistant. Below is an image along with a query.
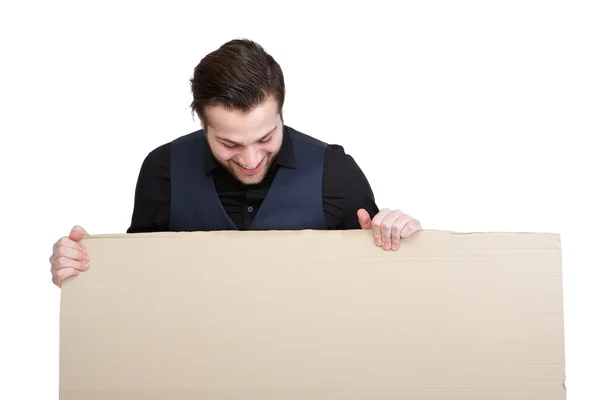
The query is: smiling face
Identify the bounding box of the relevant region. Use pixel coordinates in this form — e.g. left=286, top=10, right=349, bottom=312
left=202, top=95, right=284, bottom=185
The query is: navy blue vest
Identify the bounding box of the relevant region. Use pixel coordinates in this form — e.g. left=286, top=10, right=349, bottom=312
left=169, top=126, right=328, bottom=231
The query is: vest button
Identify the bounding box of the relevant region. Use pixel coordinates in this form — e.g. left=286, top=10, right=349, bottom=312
left=247, top=206, right=254, bottom=213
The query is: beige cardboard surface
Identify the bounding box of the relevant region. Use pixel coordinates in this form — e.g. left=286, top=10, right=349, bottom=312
left=59, top=229, right=565, bottom=399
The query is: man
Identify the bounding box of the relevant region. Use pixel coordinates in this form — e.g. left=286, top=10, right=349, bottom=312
left=49, top=39, right=422, bottom=288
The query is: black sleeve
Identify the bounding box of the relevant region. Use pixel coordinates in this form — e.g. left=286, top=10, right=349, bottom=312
left=322, top=145, right=379, bottom=230
left=127, top=143, right=172, bottom=233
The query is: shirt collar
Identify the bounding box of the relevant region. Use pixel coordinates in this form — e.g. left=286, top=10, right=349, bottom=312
left=203, top=125, right=296, bottom=175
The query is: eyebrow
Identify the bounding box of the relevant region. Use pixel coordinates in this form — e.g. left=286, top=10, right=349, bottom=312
left=216, top=126, right=277, bottom=146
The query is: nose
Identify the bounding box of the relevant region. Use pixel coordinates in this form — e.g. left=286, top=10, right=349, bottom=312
left=240, top=147, right=262, bottom=168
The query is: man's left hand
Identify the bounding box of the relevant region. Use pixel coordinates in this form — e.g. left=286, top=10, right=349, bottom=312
left=357, top=208, right=422, bottom=250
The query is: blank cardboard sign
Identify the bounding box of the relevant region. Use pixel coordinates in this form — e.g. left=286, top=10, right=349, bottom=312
left=59, top=229, right=565, bottom=399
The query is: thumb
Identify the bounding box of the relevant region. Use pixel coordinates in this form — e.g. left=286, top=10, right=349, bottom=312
left=357, top=209, right=372, bottom=230
left=69, top=225, right=89, bottom=242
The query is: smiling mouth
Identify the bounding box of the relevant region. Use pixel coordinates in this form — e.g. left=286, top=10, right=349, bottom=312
left=237, top=162, right=256, bottom=169
left=233, top=157, right=265, bottom=175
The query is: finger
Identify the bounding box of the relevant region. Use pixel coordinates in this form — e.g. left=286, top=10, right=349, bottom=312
left=53, top=235, right=87, bottom=254
left=400, top=219, right=422, bottom=238
left=69, top=225, right=89, bottom=241
left=357, top=209, right=372, bottom=230
left=52, top=267, right=80, bottom=288
left=391, top=215, right=413, bottom=250
left=53, top=245, right=89, bottom=263
left=52, top=256, right=89, bottom=273
left=380, top=210, right=404, bottom=250
left=371, top=208, right=391, bottom=247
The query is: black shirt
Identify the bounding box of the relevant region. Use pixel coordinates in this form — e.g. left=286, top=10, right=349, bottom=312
left=127, top=127, right=379, bottom=233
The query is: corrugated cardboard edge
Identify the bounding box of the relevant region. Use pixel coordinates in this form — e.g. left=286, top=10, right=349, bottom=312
left=77, top=229, right=562, bottom=248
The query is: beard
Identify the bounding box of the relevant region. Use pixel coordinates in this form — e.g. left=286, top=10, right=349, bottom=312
left=221, top=149, right=279, bottom=186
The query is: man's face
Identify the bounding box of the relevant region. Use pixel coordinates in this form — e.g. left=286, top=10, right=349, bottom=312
left=203, top=96, right=283, bottom=186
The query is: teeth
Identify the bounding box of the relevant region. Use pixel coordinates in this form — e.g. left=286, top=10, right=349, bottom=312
left=237, top=161, right=257, bottom=170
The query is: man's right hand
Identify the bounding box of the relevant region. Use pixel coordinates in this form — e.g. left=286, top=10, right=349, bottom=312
left=50, top=225, right=89, bottom=288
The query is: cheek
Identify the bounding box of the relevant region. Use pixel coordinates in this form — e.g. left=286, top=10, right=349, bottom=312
left=265, top=139, right=282, bottom=154
left=212, top=147, right=237, bottom=161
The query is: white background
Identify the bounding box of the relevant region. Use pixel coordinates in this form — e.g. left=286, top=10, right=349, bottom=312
left=1, top=0, right=598, bottom=398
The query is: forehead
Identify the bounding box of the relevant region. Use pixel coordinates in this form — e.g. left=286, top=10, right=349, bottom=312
left=204, top=97, right=281, bottom=140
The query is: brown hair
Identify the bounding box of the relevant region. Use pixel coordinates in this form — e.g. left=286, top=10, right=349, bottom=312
left=189, top=39, right=285, bottom=124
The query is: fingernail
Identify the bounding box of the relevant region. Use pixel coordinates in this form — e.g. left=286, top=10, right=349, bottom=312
left=84, top=254, right=90, bottom=261
left=375, top=238, right=382, bottom=246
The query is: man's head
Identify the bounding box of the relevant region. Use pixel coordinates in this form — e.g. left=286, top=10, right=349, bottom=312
left=189, top=39, right=286, bottom=185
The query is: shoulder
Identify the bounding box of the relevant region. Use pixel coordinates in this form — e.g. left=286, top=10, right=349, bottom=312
left=140, top=141, right=171, bottom=174
left=324, top=143, right=350, bottom=158
left=141, top=129, right=204, bottom=169
left=145, top=141, right=171, bottom=162
left=171, top=129, right=204, bottom=145
left=324, top=143, right=362, bottom=168
left=283, top=126, right=357, bottom=157
left=323, top=143, right=372, bottom=188
left=284, top=125, right=328, bottom=148
left=283, top=126, right=367, bottom=172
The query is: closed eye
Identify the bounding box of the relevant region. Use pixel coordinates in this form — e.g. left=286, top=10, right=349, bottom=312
left=260, top=135, right=273, bottom=144
left=220, top=133, right=273, bottom=149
